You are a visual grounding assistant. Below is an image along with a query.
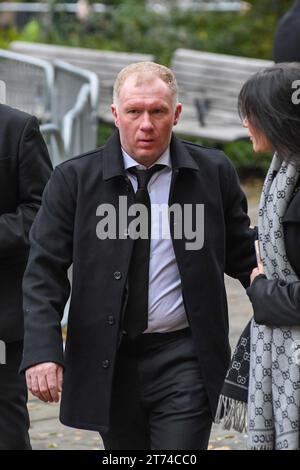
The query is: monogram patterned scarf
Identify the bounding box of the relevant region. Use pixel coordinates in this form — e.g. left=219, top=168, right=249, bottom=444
left=216, top=153, right=300, bottom=450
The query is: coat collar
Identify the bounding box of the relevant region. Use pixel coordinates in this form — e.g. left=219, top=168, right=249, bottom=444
left=169, top=134, right=199, bottom=171
left=102, top=130, right=199, bottom=181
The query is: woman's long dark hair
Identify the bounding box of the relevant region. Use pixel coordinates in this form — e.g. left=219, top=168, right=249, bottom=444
left=238, top=62, right=300, bottom=163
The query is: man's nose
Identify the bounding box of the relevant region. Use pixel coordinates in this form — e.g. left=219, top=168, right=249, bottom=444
left=140, top=112, right=154, bottom=131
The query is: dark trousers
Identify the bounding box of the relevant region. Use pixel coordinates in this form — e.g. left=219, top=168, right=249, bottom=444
left=0, top=341, right=31, bottom=450
left=101, top=328, right=212, bottom=450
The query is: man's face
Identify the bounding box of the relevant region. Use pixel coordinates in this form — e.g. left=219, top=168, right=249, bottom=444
left=111, top=75, right=182, bottom=167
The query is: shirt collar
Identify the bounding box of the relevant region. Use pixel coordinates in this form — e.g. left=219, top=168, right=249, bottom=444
left=122, top=147, right=172, bottom=171
left=102, top=131, right=199, bottom=181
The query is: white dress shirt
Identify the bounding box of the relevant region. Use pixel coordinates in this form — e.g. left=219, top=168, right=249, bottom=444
left=122, top=147, right=189, bottom=333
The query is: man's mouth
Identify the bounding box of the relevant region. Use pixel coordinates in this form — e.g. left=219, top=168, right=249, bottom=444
left=138, top=139, right=154, bottom=145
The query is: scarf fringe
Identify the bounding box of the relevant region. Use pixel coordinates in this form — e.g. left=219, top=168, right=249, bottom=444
left=215, top=395, right=247, bottom=433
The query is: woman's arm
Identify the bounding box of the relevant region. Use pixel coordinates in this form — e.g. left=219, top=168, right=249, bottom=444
left=247, top=217, right=300, bottom=326
left=247, top=274, right=300, bottom=326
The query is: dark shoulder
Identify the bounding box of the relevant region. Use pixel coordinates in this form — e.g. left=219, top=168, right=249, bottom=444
left=44, top=147, right=105, bottom=199
left=0, top=103, right=35, bottom=129
left=55, top=146, right=105, bottom=188
left=57, top=146, right=104, bottom=172
left=181, top=139, right=233, bottom=171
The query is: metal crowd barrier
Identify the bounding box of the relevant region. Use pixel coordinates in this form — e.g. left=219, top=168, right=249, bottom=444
left=0, top=49, right=100, bottom=165
left=52, top=60, right=99, bottom=157
left=0, top=49, right=53, bottom=121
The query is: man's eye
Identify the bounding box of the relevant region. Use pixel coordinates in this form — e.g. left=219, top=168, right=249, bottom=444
left=128, top=109, right=139, bottom=114
left=153, top=109, right=167, bottom=115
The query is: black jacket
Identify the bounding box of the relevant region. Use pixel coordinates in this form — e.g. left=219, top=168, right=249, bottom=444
left=0, top=104, right=52, bottom=343
left=21, top=131, right=256, bottom=432
left=247, top=186, right=300, bottom=326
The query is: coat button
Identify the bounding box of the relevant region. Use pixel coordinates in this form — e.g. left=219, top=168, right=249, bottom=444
left=102, top=360, right=110, bottom=369
left=107, top=315, right=115, bottom=326
left=114, top=271, right=122, bottom=280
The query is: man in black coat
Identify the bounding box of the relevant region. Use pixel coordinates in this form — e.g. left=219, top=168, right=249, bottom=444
left=0, top=103, right=52, bottom=449
left=21, top=62, right=256, bottom=450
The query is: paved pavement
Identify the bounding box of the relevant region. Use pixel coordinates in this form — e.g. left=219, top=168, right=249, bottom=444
left=28, top=183, right=261, bottom=451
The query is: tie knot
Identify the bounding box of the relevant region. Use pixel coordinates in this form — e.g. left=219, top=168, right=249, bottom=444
left=129, top=164, right=165, bottom=190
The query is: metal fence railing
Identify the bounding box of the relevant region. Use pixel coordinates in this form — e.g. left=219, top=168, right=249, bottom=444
left=0, top=49, right=100, bottom=165
left=40, top=122, right=68, bottom=167
left=0, top=49, right=54, bottom=121
left=52, top=60, right=99, bottom=157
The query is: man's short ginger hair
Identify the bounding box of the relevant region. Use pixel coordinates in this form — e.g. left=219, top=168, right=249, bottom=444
left=113, top=61, right=179, bottom=105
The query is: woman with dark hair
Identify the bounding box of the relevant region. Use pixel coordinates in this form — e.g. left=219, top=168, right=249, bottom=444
left=216, top=63, right=300, bottom=450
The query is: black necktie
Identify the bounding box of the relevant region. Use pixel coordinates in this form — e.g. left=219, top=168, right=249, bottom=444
left=124, top=164, right=165, bottom=339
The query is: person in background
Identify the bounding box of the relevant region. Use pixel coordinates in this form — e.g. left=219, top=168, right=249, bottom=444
left=0, top=103, right=52, bottom=449
left=273, top=0, right=300, bottom=63
left=217, top=63, right=300, bottom=450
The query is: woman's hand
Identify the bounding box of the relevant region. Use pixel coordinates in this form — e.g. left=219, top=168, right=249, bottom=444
left=250, top=263, right=264, bottom=285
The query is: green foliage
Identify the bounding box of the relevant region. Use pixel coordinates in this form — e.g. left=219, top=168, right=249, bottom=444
left=0, top=27, right=19, bottom=50
left=223, top=140, right=272, bottom=179
left=21, top=20, right=41, bottom=43
left=16, top=0, right=294, bottom=63
left=13, top=0, right=293, bottom=175
left=97, top=122, right=115, bottom=148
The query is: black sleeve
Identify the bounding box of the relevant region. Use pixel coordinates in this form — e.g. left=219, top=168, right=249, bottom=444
left=223, top=159, right=257, bottom=287
left=247, top=275, right=300, bottom=326
left=246, top=217, right=300, bottom=326
left=20, top=166, right=75, bottom=372
left=284, top=220, right=300, bottom=280
left=247, top=199, right=300, bottom=326
left=0, top=116, right=52, bottom=260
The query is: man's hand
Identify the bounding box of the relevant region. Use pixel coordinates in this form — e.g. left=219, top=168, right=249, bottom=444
left=25, top=362, right=63, bottom=403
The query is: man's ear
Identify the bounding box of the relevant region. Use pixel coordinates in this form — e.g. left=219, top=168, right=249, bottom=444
left=173, top=103, right=182, bottom=126
left=111, top=104, right=119, bottom=128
